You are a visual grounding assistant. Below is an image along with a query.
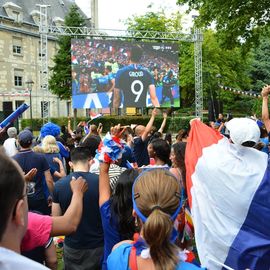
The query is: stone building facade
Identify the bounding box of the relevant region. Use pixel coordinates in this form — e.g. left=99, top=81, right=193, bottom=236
left=0, top=0, right=83, bottom=120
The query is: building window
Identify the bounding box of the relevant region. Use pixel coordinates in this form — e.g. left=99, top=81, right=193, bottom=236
left=13, top=45, right=21, bottom=54
left=13, top=37, right=22, bottom=55
left=14, top=69, right=23, bottom=87
left=12, top=11, right=20, bottom=22
left=66, top=101, right=71, bottom=116
left=14, top=76, right=22, bottom=86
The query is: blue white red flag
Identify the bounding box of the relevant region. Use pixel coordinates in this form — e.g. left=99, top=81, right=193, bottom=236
left=185, top=119, right=270, bottom=269
left=89, top=111, right=103, bottom=121
left=109, top=46, right=115, bottom=53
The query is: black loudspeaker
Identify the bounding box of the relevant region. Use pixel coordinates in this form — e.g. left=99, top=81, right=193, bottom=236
left=208, top=99, right=223, bottom=121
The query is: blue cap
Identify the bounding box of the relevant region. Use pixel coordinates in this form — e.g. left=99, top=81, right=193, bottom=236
left=18, top=130, right=33, bottom=145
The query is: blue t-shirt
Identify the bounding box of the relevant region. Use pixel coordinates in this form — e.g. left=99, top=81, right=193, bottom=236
left=163, top=74, right=177, bottom=88
left=115, top=64, right=154, bottom=107
left=44, top=153, right=61, bottom=182
left=52, top=171, right=104, bottom=249
left=107, top=243, right=204, bottom=270
left=260, top=137, right=269, bottom=154
left=120, top=145, right=135, bottom=168
left=13, top=150, right=50, bottom=202
left=100, top=200, right=121, bottom=270
left=133, top=137, right=150, bottom=167
left=56, top=141, right=69, bottom=159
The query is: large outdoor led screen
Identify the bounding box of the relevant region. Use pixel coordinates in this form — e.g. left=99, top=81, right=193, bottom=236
left=71, top=39, right=179, bottom=109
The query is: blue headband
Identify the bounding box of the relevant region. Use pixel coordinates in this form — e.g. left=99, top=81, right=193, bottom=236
left=132, top=167, right=184, bottom=223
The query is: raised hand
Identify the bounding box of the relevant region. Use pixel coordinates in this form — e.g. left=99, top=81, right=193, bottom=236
left=110, top=124, right=126, bottom=137
left=70, top=176, right=88, bottom=195
left=152, top=107, right=158, bottom=117
left=261, top=85, right=270, bottom=97
left=24, top=168, right=37, bottom=182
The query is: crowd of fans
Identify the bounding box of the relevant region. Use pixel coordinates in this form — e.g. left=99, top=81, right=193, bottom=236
left=1, top=85, right=270, bottom=269
left=71, top=40, right=178, bottom=94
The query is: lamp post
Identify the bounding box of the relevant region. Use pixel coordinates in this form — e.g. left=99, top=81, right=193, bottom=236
left=25, top=79, right=34, bottom=130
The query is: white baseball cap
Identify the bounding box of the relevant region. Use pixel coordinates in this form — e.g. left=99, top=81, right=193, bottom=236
left=226, top=118, right=260, bottom=145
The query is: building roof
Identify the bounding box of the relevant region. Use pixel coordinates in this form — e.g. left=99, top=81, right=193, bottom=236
left=0, top=0, right=87, bottom=26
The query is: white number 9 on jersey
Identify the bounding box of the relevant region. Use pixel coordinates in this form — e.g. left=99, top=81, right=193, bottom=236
left=131, top=80, right=144, bottom=103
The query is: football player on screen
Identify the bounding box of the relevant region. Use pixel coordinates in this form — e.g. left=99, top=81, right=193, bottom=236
left=113, top=45, right=160, bottom=108
left=160, top=70, right=177, bottom=107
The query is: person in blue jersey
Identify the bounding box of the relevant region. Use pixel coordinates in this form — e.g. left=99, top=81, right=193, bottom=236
left=13, top=130, right=54, bottom=215
left=95, top=66, right=115, bottom=95
left=113, top=45, right=160, bottom=108
left=72, top=70, right=80, bottom=95
left=99, top=162, right=138, bottom=270
left=107, top=169, right=204, bottom=270
left=161, top=70, right=178, bottom=107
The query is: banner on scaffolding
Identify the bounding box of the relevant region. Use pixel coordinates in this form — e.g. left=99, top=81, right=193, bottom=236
left=71, top=39, right=180, bottom=109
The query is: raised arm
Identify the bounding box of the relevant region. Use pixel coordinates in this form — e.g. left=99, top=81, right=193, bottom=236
left=149, top=84, right=160, bottom=107
left=141, top=108, right=158, bottom=141
left=218, top=122, right=225, bottom=133
left=53, top=157, right=66, bottom=179
left=108, top=78, right=115, bottom=93
left=97, top=123, right=103, bottom=137
left=51, top=176, right=88, bottom=236
left=67, top=117, right=73, bottom=137
left=158, top=112, right=167, bottom=134
left=261, top=85, right=270, bottom=133
left=81, top=124, right=92, bottom=144
left=99, top=162, right=111, bottom=207
left=113, top=88, right=121, bottom=108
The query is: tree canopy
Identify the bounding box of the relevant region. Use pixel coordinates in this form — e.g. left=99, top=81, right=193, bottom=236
left=177, top=0, right=270, bottom=48
left=125, top=9, right=182, bottom=33
left=49, top=5, right=86, bottom=100
left=125, top=10, right=259, bottom=115
left=249, top=32, right=270, bottom=91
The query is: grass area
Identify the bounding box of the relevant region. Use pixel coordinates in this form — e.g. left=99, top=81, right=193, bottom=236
left=160, top=98, right=180, bottom=108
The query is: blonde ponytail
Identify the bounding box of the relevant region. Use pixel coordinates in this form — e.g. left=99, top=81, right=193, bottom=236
left=133, top=169, right=182, bottom=270
left=143, top=208, right=179, bottom=270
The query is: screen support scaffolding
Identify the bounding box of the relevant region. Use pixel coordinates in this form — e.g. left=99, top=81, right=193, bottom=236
left=38, top=4, right=50, bottom=124
left=39, top=7, right=203, bottom=120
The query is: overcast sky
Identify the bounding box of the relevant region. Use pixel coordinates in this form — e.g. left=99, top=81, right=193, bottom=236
left=75, top=0, right=195, bottom=31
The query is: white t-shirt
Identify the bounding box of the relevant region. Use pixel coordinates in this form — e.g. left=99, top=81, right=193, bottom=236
left=0, top=247, right=49, bottom=270
left=90, top=158, right=126, bottom=190
left=3, top=138, right=18, bottom=157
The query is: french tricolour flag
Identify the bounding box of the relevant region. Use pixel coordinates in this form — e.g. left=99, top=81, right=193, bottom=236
left=109, top=46, right=115, bottom=53
left=89, top=111, right=102, bottom=121
left=185, top=119, right=270, bottom=270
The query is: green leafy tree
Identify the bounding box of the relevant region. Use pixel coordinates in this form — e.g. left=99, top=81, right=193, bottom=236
left=49, top=5, right=86, bottom=99
left=180, top=30, right=254, bottom=114
left=177, top=0, right=270, bottom=48
left=125, top=11, right=254, bottom=113
left=125, top=9, right=182, bottom=34
left=249, top=32, right=270, bottom=91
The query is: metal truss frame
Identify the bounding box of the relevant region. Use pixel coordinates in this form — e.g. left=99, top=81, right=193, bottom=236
left=194, top=28, right=203, bottom=118
left=39, top=8, right=203, bottom=121
left=38, top=4, right=50, bottom=123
